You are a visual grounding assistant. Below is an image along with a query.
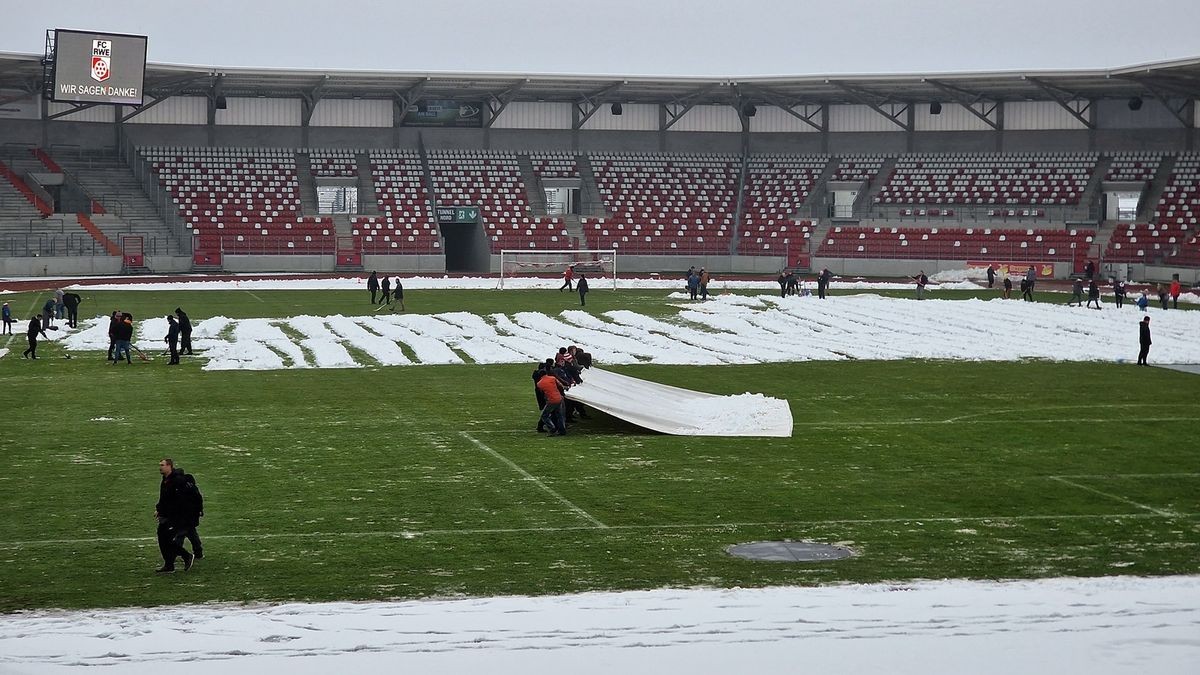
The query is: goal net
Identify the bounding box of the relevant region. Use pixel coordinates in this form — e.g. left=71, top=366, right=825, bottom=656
left=498, top=249, right=618, bottom=289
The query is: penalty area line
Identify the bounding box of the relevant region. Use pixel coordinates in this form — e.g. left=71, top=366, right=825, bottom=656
left=1, top=512, right=1191, bottom=549
left=1048, top=476, right=1180, bottom=518
left=459, top=431, right=608, bottom=529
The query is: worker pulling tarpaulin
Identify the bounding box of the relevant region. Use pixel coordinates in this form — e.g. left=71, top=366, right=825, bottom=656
left=565, top=368, right=792, bottom=437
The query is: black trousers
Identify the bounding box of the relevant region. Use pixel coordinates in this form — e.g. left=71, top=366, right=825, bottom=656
left=1138, top=345, right=1150, bottom=365
left=535, top=389, right=547, bottom=430
left=579, top=290, right=587, bottom=306
left=157, top=521, right=189, bottom=567
left=168, top=339, right=179, bottom=364
left=818, top=284, right=826, bottom=299
left=180, top=331, right=193, bottom=355
left=2, top=318, right=10, bottom=334
left=66, top=306, right=78, bottom=328
left=107, top=338, right=115, bottom=360
left=1115, top=295, right=1124, bottom=308
left=381, top=289, right=391, bottom=304
left=23, top=334, right=38, bottom=358
left=560, top=279, right=573, bottom=291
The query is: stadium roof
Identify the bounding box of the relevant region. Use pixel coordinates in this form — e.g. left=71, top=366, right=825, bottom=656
left=2, top=52, right=1198, bottom=118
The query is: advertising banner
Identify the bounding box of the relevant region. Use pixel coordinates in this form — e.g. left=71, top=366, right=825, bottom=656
left=968, top=261, right=1055, bottom=279
left=404, top=100, right=483, bottom=127
left=52, top=30, right=148, bottom=106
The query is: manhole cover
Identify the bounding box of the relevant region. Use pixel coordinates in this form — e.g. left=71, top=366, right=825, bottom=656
left=727, top=541, right=855, bottom=562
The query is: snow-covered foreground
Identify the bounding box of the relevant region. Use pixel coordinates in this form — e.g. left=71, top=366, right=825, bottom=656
left=50, top=291, right=1200, bottom=370
left=1, top=576, right=1197, bottom=674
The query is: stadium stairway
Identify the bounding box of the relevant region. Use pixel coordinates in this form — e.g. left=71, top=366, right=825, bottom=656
left=1078, top=155, right=1112, bottom=220
left=855, top=156, right=896, bottom=217
left=576, top=155, right=607, bottom=217
left=1137, top=154, right=1177, bottom=222
left=517, top=154, right=547, bottom=216
left=356, top=152, right=381, bottom=216
left=295, top=152, right=319, bottom=214
left=801, top=157, right=839, bottom=220
left=51, top=150, right=185, bottom=255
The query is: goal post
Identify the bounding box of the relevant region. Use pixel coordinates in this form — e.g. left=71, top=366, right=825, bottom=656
left=498, top=249, right=619, bottom=290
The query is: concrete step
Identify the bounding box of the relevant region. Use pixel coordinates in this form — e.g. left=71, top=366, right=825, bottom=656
left=295, top=152, right=319, bottom=215
left=1138, top=155, right=1176, bottom=222
left=517, top=154, right=546, bottom=216
left=356, top=152, right=380, bottom=216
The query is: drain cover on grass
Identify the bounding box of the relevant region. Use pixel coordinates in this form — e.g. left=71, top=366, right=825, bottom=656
left=727, top=541, right=855, bottom=562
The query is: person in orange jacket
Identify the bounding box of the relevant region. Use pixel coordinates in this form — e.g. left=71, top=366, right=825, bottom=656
left=1169, top=276, right=1182, bottom=309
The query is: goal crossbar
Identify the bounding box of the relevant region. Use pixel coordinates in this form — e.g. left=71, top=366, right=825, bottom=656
left=499, top=249, right=618, bottom=290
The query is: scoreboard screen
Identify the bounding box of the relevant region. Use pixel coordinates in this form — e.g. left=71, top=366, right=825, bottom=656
left=51, top=29, right=148, bottom=106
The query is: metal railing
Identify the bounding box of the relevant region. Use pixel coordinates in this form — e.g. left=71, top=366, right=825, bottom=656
left=0, top=232, right=171, bottom=257
left=818, top=240, right=1088, bottom=262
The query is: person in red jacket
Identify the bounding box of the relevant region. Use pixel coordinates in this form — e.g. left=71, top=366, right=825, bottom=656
left=1169, top=276, right=1182, bottom=309
left=536, top=370, right=567, bottom=435
left=559, top=265, right=574, bottom=292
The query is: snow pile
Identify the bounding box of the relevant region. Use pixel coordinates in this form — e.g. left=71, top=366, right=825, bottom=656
left=50, top=293, right=1200, bottom=370
left=0, top=576, right=1196, bottom=674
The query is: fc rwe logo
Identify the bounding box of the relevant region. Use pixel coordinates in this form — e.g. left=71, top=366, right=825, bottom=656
left=90, top=39, right=112, bottom=83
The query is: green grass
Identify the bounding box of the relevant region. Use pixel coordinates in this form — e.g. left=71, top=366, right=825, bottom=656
left=0, top=288, right=1198, bottom=612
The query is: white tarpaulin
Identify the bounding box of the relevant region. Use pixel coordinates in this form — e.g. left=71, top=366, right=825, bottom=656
left=565, top=368, right=793, bottom=437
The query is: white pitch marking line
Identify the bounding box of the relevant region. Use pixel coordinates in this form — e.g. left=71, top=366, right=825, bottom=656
left=459, top=431, right=608, bottom=529
left=1054, top=473, right=1200, bottom=480
left=2, top=295, right=44, bottom=349
left=1, top=512, right=1192, bottom=549
left=243, top=290, right=265, bottom=303
left=1049, top=476, right=1180, bottom=518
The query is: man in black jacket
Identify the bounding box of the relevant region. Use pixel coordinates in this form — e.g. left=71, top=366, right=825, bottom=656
left=380, top=275, right=391, bottom=305
left=62, top=292, right=82, bottom=328
left=165, top=315, right=181, bottom=365
left=154, top=458, right=196, bottom=573
left=107, top=310, right=120, bottom=361
left=1137, top=316, right=1152, bottom=366
left=577, top=275, right=589, bottom=306
left=22, top=315, right=47, bottom=359
left=817, top=268, right=832, bottom=299
left=175, top=308, right=193, bottom=355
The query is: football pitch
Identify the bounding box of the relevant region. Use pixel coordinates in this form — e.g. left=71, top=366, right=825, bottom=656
left=1, top=287, right=1198, bottom=612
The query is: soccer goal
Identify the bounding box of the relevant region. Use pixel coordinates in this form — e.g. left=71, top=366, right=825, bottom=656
left=498, top=249, right=619, bottom=289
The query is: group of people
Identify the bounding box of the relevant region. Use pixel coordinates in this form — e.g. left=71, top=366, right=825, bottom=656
left=10, top=289, right=84, bottom=359
left=366, top=271, right=406, bottom=311
left=775, top=268, right=834, bottom=299
left=100, top=307, right=194, bottom=365
left=686, top=266, right=711, bottom=300
left=533, top=345, right=594, bottom=436
left=559, top=267, right=591, bottom=305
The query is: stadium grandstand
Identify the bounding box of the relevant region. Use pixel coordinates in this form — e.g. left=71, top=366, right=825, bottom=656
left=0, top=51, right=1198, bottom=282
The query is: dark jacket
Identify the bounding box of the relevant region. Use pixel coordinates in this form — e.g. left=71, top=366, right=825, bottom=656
left=575, top=351, right=593, bottom=369
left=578, top=277, right=589, bottom=293
left=175, top=308, right=192, bottom=334
left=819, top=269, right=832, bottom=285
left=108, top=314, right=121, bottom=339
left=63, top=293, right=81, bottom=309
left=114, top=319, right=133, bottom=342
left=367, top=273, right=379, bottom=291
left=166, top=319, right=180, bottom=343
left=156, top=468, right=190, bottom=523
left=1140, top=322, right=1152, bottom=346
left=381, top=276, right=391, bottom=292
left=27, top=316, right=45, bottom=337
